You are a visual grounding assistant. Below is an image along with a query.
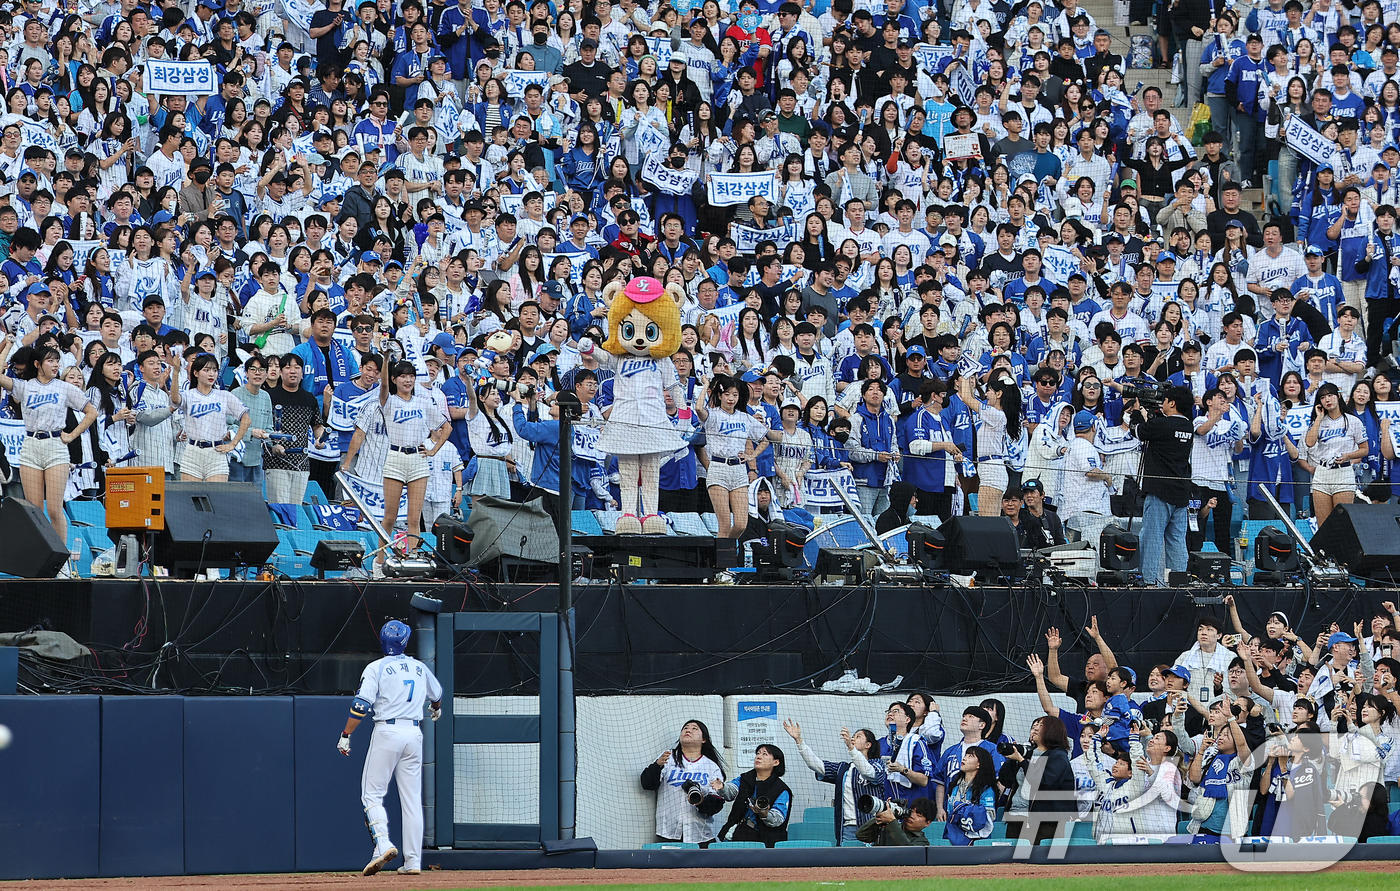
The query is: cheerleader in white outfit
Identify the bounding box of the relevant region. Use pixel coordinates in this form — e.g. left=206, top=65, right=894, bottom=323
left=375, top=360, right=451, bottom=546
left=180, top=354, right=252, bottom=482
left=0, top=339, right=98, bottom=545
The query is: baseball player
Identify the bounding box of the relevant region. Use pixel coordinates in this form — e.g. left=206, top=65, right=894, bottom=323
left=338, top=620, right=444, bottom=876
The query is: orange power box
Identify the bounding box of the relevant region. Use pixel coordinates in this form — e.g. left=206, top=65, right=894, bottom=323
left=105, top=467, right=166, bottom=531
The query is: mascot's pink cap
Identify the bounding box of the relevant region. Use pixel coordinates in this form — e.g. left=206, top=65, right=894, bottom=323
left=624, top=276, right=664, bottom=305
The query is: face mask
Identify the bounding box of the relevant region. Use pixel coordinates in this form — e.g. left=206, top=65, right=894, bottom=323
left=534, top=31, right=548, bottom=44
left=830, top=429, right=849, bottom=443
left=739, top=13, right=759, bottom=31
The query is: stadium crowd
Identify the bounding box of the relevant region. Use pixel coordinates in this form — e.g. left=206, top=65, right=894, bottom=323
left=4, top=0, right=1400, bottom=575
left=643, top=605, right=1400, bottom=847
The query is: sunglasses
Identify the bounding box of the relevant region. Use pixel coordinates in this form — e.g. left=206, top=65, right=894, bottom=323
left=353, top=326, right=373, bottom=333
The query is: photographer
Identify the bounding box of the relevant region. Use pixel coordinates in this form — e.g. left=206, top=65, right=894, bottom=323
left=1127, top=385, right=1195, bottom=585
left=718, top=744, right=792, bottom=847
left=855, top=797, right=938, bottom=847
left=1000, top=715, right=1077, bottom=845
left=640, top=720, right=732, bottom=845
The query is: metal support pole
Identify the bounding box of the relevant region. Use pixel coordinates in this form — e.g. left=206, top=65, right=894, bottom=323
left=411, top=592, right=442, bottom=847
left=556, top=394, right=577, bottom=842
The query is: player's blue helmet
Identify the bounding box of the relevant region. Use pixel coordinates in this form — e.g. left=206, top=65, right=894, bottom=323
left=379, top=620, right=411, bottom=656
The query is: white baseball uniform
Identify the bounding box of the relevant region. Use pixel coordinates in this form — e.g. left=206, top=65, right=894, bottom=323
left=354, top=653, right=443, bottom=871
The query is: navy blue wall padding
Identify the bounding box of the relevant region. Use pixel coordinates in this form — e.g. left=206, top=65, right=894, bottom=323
left=183, top=697, right=296, bottom=875
left=293, top=696, right=403, bottom=873
left=0, top=647, right=17, bottom=694
left=0, top=696, right=101, bottom=880
left=100, top=697, right=184, bottom=877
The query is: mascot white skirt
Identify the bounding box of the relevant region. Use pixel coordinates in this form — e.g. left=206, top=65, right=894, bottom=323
left=578, top=276, right=687, bottom=535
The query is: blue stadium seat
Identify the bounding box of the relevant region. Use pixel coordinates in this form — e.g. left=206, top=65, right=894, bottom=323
left=775, top=839, right=832, bottom=848
left=80, top=525, right=113, bottom=557
left=927, top=837, right=951, bottom=846
left=1390, top=785, right=1400, bottom=804
left=1177, top=820, right=1193, bottom=835
left=708, top=841, right=766, bottom=849
left=785, top=822, right=830, bottom=841
left=65, top=501, right=106, bottom=528
left=1069, top=821, right=1095, bottom=840
left=972, top=839, right=1024, bottom=847
left=304, top=481, right=328, bottom=505
left=925, top=821, right=945, bottom=839
left=802, top=806, right=834, bottom=826
left=668, top=512, right=710, bottom=536
left=986, top=822, right=1008, bottom=839
left=801, top=516, right=871, bottom=567
left=571, top=510, right=603, bottom=536
left=641, top=842, right=697, bottom=849
left=1366, top=835, right=1400, bottom=843
left=1040, top=837, right=1097, bottom=845
left=593, top=510, right=623, bottom=533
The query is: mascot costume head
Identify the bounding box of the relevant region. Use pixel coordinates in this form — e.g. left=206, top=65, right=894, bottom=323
left=588, top=276, right=688, bottom=535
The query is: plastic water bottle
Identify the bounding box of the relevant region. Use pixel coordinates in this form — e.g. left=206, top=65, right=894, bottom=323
left=68, top=542, right=80, bottom=577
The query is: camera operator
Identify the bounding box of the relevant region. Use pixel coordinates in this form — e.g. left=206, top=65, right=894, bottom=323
left=855, top=797, right=939, bottom=846
left=1126, top=385, right=1195, bottom=585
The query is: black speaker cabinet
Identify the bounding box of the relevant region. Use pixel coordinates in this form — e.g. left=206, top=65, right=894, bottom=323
left=0, top=497, right=68, bottom=578
left=433, top=515, right=473, bottom=565
left=940, top=516, right=1025, bottom=580
left=1312, top=502, right=1400, bottom=578
left=153, top=482, right=278, bottom=576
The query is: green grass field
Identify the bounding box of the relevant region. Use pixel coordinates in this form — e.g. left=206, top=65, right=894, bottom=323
left=449, top=875, right=1400, bottom=891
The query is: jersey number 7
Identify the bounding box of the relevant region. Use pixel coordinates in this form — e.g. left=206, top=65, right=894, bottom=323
left=404, top=679, right=415, bottom=700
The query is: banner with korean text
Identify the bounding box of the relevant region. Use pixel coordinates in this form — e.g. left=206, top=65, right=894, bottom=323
left=146, top=60, right=217, bottom=96
left=707, top=171, right=776, bottom=207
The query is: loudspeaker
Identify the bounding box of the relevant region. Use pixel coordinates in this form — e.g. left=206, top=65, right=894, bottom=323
left=153, top=482, right=278, bottom=576
left=1312, top=503, right=1400, bottom=578
left=0, top=497, right=67, bottom=578
left=906, top=524, right=946, bottom=570
left=940, top=516, right=1024, bottom=580
left=433, top=515, right=473, bottom=565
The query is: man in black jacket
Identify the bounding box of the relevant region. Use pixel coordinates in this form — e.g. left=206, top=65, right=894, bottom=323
left=1205, top=182, right=1263, bottom=252
left=1129, top=386, right=1195, bottom=585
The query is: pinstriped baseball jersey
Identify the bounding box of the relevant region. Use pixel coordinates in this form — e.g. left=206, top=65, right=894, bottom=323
left=355, top=654, right=443, bottom=723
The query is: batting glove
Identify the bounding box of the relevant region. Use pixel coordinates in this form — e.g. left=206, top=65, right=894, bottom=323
left=430, top=704, right=442, bottom=722
left=337, top=733, right=351, bottom=756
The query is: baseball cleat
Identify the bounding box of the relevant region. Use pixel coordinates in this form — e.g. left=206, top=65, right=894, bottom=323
left=362, top=846, right=398, bottom=876
left=396, top=866, right=421, bottom=874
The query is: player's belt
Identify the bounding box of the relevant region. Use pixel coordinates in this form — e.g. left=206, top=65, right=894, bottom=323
left=27, top=430, right=64, bottom=439
left=188, top=440, right=220, bottom=449
left=381, top=718, right=419, bottom=726
left=389, top=444, right=421, bottom=453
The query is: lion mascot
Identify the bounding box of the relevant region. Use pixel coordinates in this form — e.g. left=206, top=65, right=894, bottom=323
left=578, top=276, right=686, bottom=535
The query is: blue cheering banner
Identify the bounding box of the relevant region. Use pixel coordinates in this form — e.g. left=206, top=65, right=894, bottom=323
left=18, top=120, right=56, bottom=153
left=504, top=70, right=550, bottom=99
left=644, top=36, right=673, bottom=65
left=0, top=417, right=21, bottom=468
left=732, top=220, right=801, bottom=253
left=543, top=251, right=589, bottom=286
left=913, top=44, right=952, bottom=74
left=802, top=468, right=860, bottom=509
left=707, top=171, right=776, bottom=207
left=68, top=239, right=103, bottom=273
left=947, top=60, right=977, bottom=107
left=146, top=60, right=217, bottom=96
left=640, top=153, right=698, bottom=195
left=1284, top=115, right=1336, bottom=167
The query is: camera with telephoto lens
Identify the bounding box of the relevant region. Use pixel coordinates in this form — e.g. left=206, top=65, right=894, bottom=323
left=997, top=741, right=1031, bottom=758
left=1121, top=376, right=1166, bottom=413
left=857, top=794, right=908, bottom=818
left=753, top=796, right=771, bottom=810
left=486, top=378, right=535, bottom=399
left=682, top=780, right=706, bottom=807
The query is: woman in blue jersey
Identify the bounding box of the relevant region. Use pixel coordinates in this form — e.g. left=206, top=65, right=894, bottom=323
left=879, top=701, right=933, bottom=802
left=784, top=719, right=887, bottom=846
left=944, top=747, right=997, bottom=845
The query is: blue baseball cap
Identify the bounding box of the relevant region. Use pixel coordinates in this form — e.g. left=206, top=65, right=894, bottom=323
left=1073, top=409, right=1097, bottom=432
left=1166, top=664, right=1191, bottom=681
left=906, top=345, right=927, bottom=358
left=427, top=331, right=461, bottom=360
left=1328, top=631, right=1359, bottom=648
left=359, top=251, right=382, bottom=264
left=741, top=369, right=763, bottom=382
left=1304, top=245, right=1325, bottom=257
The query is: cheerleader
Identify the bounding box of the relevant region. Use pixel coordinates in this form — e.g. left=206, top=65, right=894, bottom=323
left=0, top=339, right=97, bottom=545
left=179, top=354, right=251, bottom=482
left=373, top=360, right=451, bottom=546
left=84, top=352, right=137, bottom=494
left=462, top=379, right=515, bottom=499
